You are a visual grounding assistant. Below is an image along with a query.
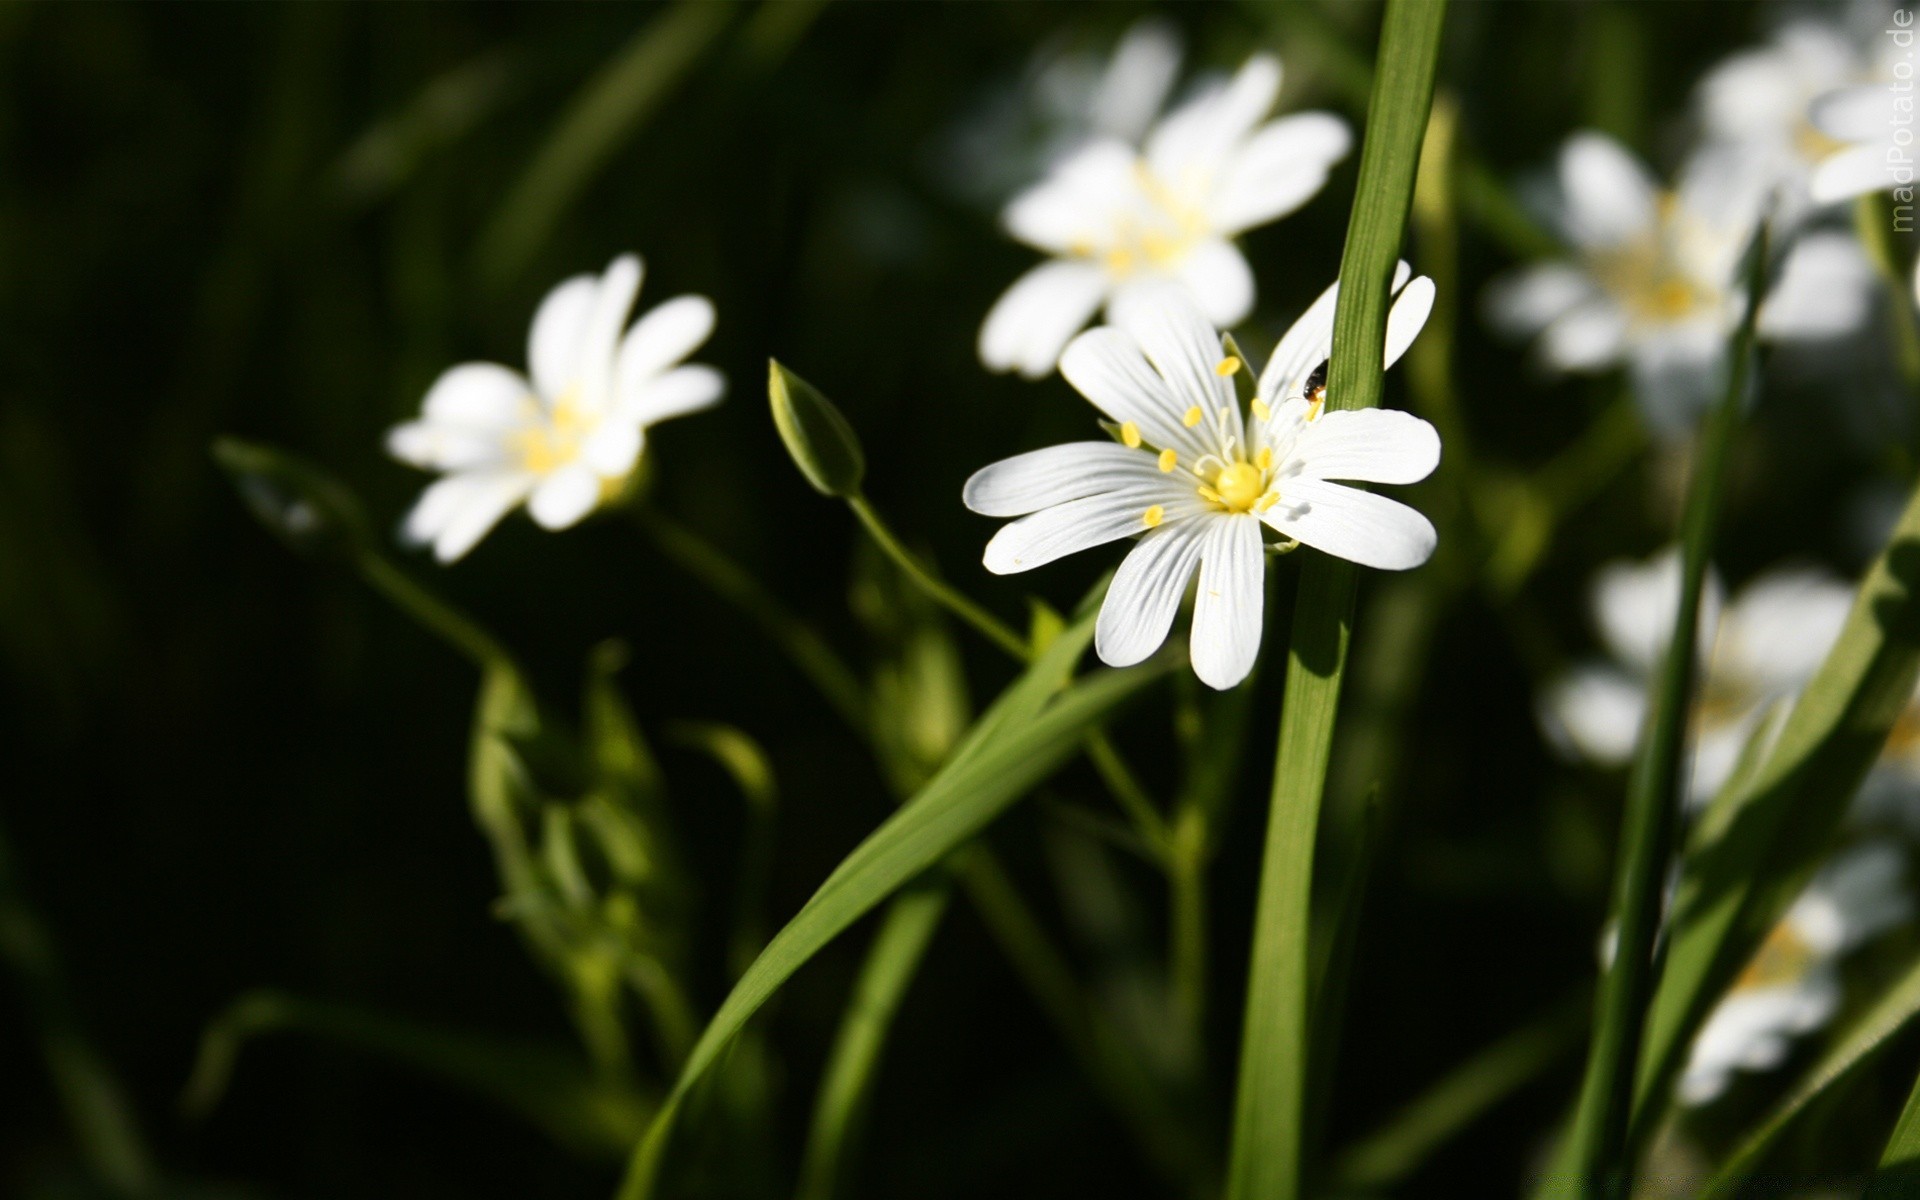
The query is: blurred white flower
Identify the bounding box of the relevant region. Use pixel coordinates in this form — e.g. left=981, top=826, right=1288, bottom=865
left=980, top=54, right=1351, bottom=378
left=1679, top=841, right=1911, bottom=1105
left=1484, top=133, right=1875, bottom=434
left=387, top=255, right=724, bottom=562
left=964, top=272, right=1438, bottom=689
left=1803, top=8, right=1917, bottom=204
left=1540, top=548, right=1855, bottom=805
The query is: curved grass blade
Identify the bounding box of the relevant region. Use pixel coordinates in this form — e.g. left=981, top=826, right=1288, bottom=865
left=1550, top=226, right=1771, bottom=1200
left=1869, top=1066, right=1920, bottom=1198
left=795, top=878, right=950, bottom=1200
left=615, top=616, right=1167, bottom=1199
left=1708, top=953, right=1920, bottom=1193
left=1224, top=3, right=1446, bottom=1198
left=182, top=989, right=652, bottom=1159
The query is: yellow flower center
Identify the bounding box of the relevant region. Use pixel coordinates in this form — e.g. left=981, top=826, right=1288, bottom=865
left=1588, top=190, right=1717, bottom=325
left=1086, top=161, right=1211, bottom=279
left=1733, top=921, right=1817, bottom=991
left=513, top=391, right=591, bottom=475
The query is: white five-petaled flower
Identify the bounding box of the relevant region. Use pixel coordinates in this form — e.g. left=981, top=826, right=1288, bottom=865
left=979, top=54, right=1352, bottom=378
left=1540, top=548, right=1856, bottom=807
left=964, top=273, right=1440, bottom=690
left=1679, top=841, right=1911, bottom=1106
left=1799, top=8, right=1917, bottom=205
left=1484, top=132, right=1874, bottom=435
left=387, top=255, right=724, bottom=562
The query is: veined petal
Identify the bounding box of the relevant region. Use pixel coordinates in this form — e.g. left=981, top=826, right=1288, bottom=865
left=1188, top=514, right=1264, bottom=689
left=1809, top=144, right=1887, bottom=204
left=1095, top=521, right=1207, bottom=668
left=528, top=274, right=599, bottom=401
left=1172, top=238, right=1256, bottom=328
left=963, top=442, right=1166, bottom=518
left=405, top=471, right=536, bottom=563
left=628, top=364, right=725, bottom=427
left=1261, top=477, right=1436, bottom=570
left=528, top=463, right=603, bottom=530
left=1060, top=326, right=1217, bottom=460
left=980, top=259, right=1111, bottom=378
left=1146, top=54, right=1281, bottom=187
left=577, top=254, right=643, bottom=412
left=1483, top=263, right=1602, bottom=339
left=421, top=362, right=531, bottom=426
left=1383, top=276, right=1436, bottom=370
left=1208, top=111, right=1351, bottom=235
left=618, top=294, right=715, bottom=397
left=982, top=488, right=1190, bottom=575
left=1108, top=281, right=1240, bottom=449
left=1291, top=408, right=1440, bottom=484
left=1256, top=262, right=1414, bottom=402
left=1555, top=132, right=1660, bottom=250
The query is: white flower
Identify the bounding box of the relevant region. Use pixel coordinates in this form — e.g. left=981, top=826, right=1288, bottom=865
left=1484, top=133, right=1875, bottom=434
left=964, top=272, right=1439, bottom=689
left=1679, top=841, right=1910, bottom=1106
left=387, top=254, right=724, bottom=562
left=1540, top=548, right=1855, bottom=806
left=979, top=54, right=1352, bottom=378
left=1803, top=9, right=1917, bottom=204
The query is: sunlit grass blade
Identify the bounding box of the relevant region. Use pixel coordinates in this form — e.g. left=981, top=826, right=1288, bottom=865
left=1550, top=227, right=1769, bottom=1200
left=1869, top=1068, right=1920, bottom=1198
left=1625, top=480, right=1920, bottom=1157
left=1330, top=994, right=1587, bottom=1193
left=1702, top=953, right=1920, bottom=1192
left=796, top=878, right=949, bottom=1200
left=475, top=0, right=731, bottom=287
left=182, top=989, right=652, bottom=1159
left=615, top=615, right=1169, bottom=1199
left=1224, top=3, right=1446, bottom=1198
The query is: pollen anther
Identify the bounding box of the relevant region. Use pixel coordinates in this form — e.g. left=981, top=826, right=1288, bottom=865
left=1142, top=504, right=1164, bottom=528
left=1157, top=448, right=1177, bottom=472
left=1182, top=405, right=1203, bottom=428
left=1215, top=356, right=1242, bottom=377
left=1120, top=420, right=1141, bottom=448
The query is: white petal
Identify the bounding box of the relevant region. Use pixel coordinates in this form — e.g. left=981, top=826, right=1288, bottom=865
left=581, top=421, right=643, bottom=477
left=386, top=421, right=510, bottom=472
left=1627, top=323, right=1728, bottom=435
left=528, top=274, right=600, bottom=400
left=1556, top=132, right=1660, bottom=250
left=1255, top=263, right=1416, bottom=402
left=980, top=259, right=1111, bottom=378
left=1171, top=238, right=1255, bottom=328
left=1537, top=301, right=1628, bottom=372
left=1188, top=515, right=1265, bottom=689
left=1383, top=276, right=1436, bottom=370
left=1591, top=548, right=1723, bottom=676
left=404, top=471, right=535, bottom=563
left=1810, top=144, right=1891, bottom=204
left=963, top=442, right=1166, bottom=518
left=1059, top=325, right=1218, bottom=461
left=421, top=362, right=531, bottom=425
left=981, top=488, right=1186, bottom=575
left=617, top=295, right=715, bottom=396
left=1811, top=82, right=1890, bottom=144
left=1759, top=231, right=1875, bottom=341
left=1207, top=111, right=1351, bottom=235
left=1145, top=54, right=1281, bottom=187
left=1540, top=666, right=1646, bottom=766
left=1713, top=567, right=1853, bottom=693
left=1090, top=18, right=1183, bottom=143
left=627, top=364, right=725, bottom=427
left=1291, top=408, right=1440, bottom=484
left=1108, top=281, right=1239, bottom=444
left=1004, top=140, right=1141, bottom=254
left=527, top=463, right=602, bottom=530
left=576, top=254, right=643, bottom=412
left=1095, top=521, right=1207, bottom=668
left=1261, top=477, right=1436, bottom=571
left=1482, top=263, right=1601, bottom=340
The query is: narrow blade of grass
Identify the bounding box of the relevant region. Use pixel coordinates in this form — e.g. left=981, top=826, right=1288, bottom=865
left=1223, top=4, right=1447, bottom=1198
left=1869, top=1066, right=1920, bottom=1198
left=1550, top=227, right=1770, bottom=1199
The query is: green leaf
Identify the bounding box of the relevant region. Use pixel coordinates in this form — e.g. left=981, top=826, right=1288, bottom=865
left=1627, top=474, right=1920, bottom=1153
left=182, top=990, right=653, bottom=1159
left=614, top=612, right=1167, bottom=1199
left=1224, top=4, right=1447, bottom=1199
left=475, top=1, right=731, bottom=285
left=1552, top=226, right=1771, bottom=1199
left=1869, top=1062, right=1920, bottom=1198
left=796, top=879, right=950, bottom=1200
left=769, top=359, right=868, bottom=498
left=1709, top=954, right=1920, bottom=1192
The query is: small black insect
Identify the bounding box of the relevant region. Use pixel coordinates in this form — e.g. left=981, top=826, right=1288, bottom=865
left=1302, top=360, right=1328, bottom=406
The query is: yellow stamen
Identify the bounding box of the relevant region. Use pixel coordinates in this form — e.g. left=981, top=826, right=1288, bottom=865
left=1254, top=491, right=1280, bottom=513
left=1141, top=504, right=1164, bottom=528
left=1255, top=447, right=1273, bottom=471
left=1252, top=397, right=1271, bottom=420
left=1215, top=355, right=1242, bottom=377
left=1157, top=448, right=1177, bottom=473
left=1182, top=405, right=1203, bottom=428
left=1120, top=420, right=1141, bottom=448
left=1196, top=486, right=1223, bottom=505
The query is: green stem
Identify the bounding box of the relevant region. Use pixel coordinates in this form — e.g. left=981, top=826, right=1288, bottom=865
left=358, top=550, right=512, bottom=670
left=847, top=494, right=1028, bottom=660
left=632, top=504, right=869, bottom=735
left=1167, top=806, right=1209, bottom=1050
left=1224, top=4, right=1446, bottom=1197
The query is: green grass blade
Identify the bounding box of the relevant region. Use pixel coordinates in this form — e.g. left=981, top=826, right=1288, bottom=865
left=614, top=615, right=1166, bottom=1199
left=1224, top=4, right=1447, bottom=1198
left=795, top=879, right=950, bottom=1200
left=182, top=989, right=652, bottom=1159
left=1709, top=953, right=1920, bottom=1192
left=1869, top=1066, right=1920, bottom=1198
left=475, top=0, right=731, bottom=287
left=1627, top=478, right=1920, bottom=1154
left=1552, top=228, right=1770, bottom=1199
